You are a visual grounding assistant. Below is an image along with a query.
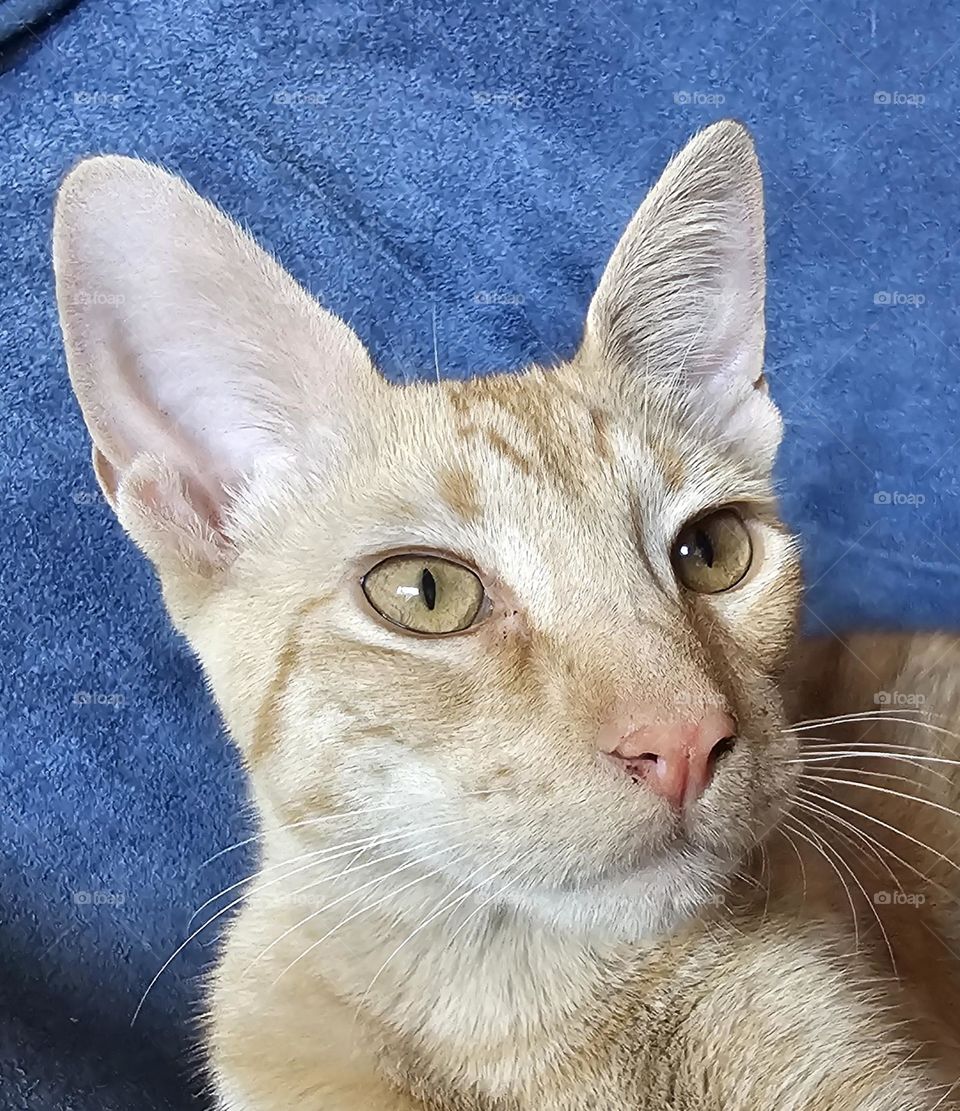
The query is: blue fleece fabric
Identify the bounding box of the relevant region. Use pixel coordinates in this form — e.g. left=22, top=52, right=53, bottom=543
left=2, top=1, right=960, bottom=1106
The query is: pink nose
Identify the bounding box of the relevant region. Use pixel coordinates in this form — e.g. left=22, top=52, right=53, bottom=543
left=599, top=707, right=737, bottom=808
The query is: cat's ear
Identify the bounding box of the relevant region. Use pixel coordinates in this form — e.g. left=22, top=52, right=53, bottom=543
left=581, top=120, right=779, bottom=464
left=54, top=156, right=384, bottom=577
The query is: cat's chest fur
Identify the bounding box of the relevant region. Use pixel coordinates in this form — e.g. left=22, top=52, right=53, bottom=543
left=209, top=876, right=700, bottom=1110
left=375, top=935, right=688, bottom=1111
left=54, top=128, right=960, bottom=1111
left=210, top=872, right=958, bottom=1111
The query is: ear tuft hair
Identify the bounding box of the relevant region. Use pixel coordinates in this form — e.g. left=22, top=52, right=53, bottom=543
left=581, top=120, right=780, bottom=466
left=54, top=156, right=383, bottom=576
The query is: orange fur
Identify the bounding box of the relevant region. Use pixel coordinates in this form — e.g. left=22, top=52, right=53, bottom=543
left=54, top=122, right=960, bottom=1109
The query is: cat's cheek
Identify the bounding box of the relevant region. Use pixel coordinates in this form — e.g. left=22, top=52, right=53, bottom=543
left=466, top=608, right=540, bottom=700
left=703, top=529, right=802, bottom=675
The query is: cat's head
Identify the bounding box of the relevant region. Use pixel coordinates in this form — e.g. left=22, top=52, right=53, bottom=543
left=55, top=121, right=802, bottom=941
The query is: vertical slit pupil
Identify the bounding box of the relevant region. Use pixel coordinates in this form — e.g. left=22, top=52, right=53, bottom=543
left=420, top=568, right=437, bottom=610
left=696, top=528, right=715, bottom=567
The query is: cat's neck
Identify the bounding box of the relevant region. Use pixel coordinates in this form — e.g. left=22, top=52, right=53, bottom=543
left=226, top=816, right=886, bottom=1106
left=245, top=820, right=736, bottom=1068
left=253, top=827, right=615, bottom=1025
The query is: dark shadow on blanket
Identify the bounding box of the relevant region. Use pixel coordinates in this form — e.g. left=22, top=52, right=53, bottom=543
left=0, top=0, right=81, bottom=74
left=0, top=939, right=207, bottom=1110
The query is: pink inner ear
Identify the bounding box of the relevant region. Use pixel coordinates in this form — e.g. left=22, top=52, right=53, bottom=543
left=117, top=456, right=234, bottom=573
left=56, top=156, right=379, bottom=562
left=92, top=446, right=119, bottom=504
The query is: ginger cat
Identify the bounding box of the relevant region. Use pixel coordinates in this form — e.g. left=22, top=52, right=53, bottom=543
left=54, top=121, right=960, bottom=1109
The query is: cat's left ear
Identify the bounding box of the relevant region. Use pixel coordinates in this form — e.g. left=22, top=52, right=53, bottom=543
left=581, top=119, right=779, bottom=465
left=54, top=156, right=386, bottom=581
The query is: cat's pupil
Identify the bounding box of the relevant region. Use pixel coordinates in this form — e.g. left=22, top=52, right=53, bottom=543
left=695, top=528, right=715, bottom=567
left=420, top=568, right=437, bottom=610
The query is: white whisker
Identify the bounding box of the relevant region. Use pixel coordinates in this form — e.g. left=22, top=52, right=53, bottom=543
left=796, top=763, right=951, bottom=790
left=804, top=774, right=960, bottom=824
left=444, top=856, right=540, bottom=948
left=189, top=828, right=403, bottom=929
left=788, top=713, right=960, bottom=744
left=794, top=787, right=960, bottom=878
left=198, top=790, right=510, bottom=866
left=269, top=844, right=476, bottom=988
left=786, top=707, right=943, bottom=731
left=758, top=840, right=772, bottom=921
left=432, top=303, right=441, bottom=386
left=796, top=788, right=960, bottom=915
left=775, top=825, right=807, bottom=904
left=793, top=795, right=902, bottom=893
left=795, top=738, right=951, bottom=758
left=356, top=846, right=518, bottom=1012
left=788, top=749, right=958, bottom=782
left=244, top=837, right=465, bottom=979
left=794, top=803, right=899, bottom=976
left=192, top=813, right=471, bottom=931
left=782, top=814, right=862, bottom=952
left=132, top=816, right=471, bottom=1025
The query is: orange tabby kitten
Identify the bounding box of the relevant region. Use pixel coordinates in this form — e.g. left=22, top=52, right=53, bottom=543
left=55, top=121, right=960, bottom=1109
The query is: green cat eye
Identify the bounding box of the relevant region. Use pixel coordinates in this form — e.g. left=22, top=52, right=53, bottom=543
left=671, top=509, right=752, bottom=594
left=362, top=555, right=485, bottom=634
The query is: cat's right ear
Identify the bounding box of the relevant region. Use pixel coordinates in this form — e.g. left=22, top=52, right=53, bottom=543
left=580, top=120, right=780, bottom=466
left=54, top=157, right=384, bottom=578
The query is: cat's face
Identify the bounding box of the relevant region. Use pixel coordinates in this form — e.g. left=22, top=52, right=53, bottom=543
left=55, top=120, right=802, bottom=941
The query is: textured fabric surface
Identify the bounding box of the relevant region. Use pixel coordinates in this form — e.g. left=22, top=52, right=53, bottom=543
left=0, top=0, right=76, bottom=47
left=2, top=1, right=959, bottom=1107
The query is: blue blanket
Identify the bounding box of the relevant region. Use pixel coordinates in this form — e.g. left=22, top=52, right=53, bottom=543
left=3, top=1, right=959, bottom=1106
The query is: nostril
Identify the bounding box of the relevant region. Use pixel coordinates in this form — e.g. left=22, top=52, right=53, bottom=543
left=620, top=753, right=660, bottom=778
left=708, top=736, right=737, bottom=766
left=608, top=751, right=660, bottom=784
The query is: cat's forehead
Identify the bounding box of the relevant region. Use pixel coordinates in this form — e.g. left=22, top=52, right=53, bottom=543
left=287, top=367, right=748, bottom=636
left=320, top=366, right=770, bottom=617
left=421, top=364, right=762, bottom=524
left=441, top=366, right=621, bottom=495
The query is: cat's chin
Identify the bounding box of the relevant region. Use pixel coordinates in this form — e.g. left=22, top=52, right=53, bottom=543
left=516, top=847, right=734, bottom=943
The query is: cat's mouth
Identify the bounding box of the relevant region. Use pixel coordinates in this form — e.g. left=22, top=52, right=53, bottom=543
left=589, top=834, right=703, bottom=883
left=519, top=827, right=738, bottom=940
left=548, top=807, right=741, bottom=893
